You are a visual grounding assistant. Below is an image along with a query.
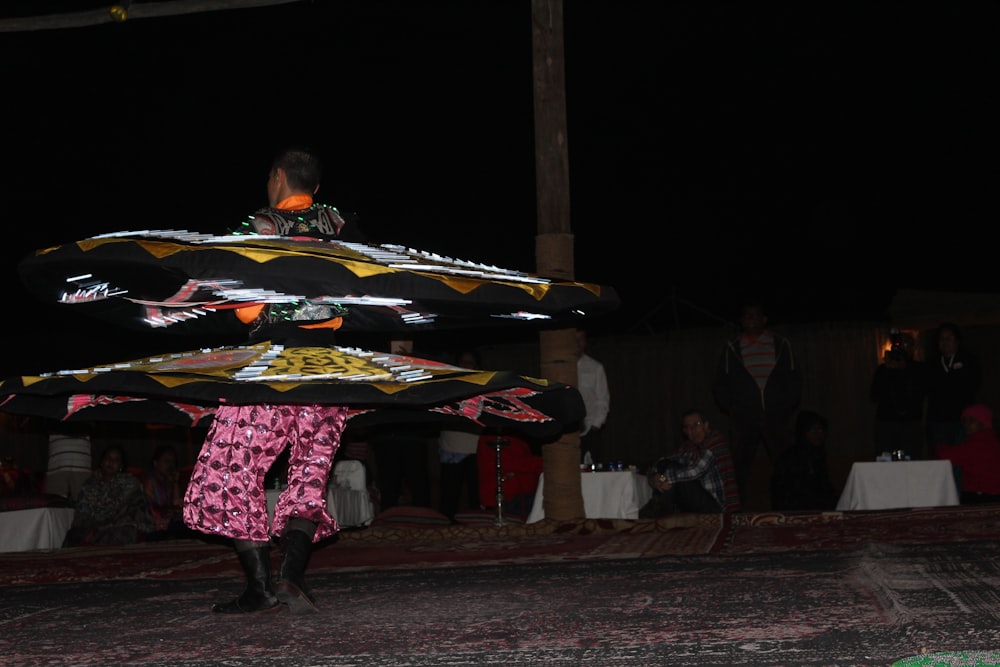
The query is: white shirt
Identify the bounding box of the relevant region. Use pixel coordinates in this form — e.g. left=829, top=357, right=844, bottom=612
left=438, top=429, right=480, bottom=462
left=577, top=353, right=610, bottom=435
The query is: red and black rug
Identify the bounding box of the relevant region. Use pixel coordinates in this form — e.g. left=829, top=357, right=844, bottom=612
left=3, top=505, right=1000, bottom=666
left=5, top=505, right=1000, bottom=586
left=3, top=539, right=1000, bottom=666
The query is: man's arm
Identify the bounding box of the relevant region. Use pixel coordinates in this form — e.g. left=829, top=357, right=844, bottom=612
left=664, top=447, right=715, bottom=484
left=588, top=361, right=610, bottom=430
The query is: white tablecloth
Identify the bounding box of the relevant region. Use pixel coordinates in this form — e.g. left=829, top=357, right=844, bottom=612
left=266, top=460, right=374, bottom=528
left=0, top=507, right=75, bottom=553
left=836, top=460, right=960, bottom=511
left=526, top=471, right=653, bottom=523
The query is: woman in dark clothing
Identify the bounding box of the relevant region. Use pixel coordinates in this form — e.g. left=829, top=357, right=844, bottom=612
left=64, top=445, right=153, bottom=546
left=770, top=410, right=838, bottom=511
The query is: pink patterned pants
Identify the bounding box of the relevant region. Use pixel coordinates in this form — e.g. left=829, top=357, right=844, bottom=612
left=183, top=403, right=348, bottom=542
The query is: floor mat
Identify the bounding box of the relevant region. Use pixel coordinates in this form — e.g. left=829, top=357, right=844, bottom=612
left=4, top=540, right=1000, bottom=666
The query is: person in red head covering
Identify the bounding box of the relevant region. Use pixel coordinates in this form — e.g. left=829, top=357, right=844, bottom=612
left=934, top=403, right=1000, bottom=503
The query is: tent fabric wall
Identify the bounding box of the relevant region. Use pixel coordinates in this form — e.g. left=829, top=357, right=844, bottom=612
left=482, top=323, right=881, bottom=461
left=5, top=312, right=998, bottom=513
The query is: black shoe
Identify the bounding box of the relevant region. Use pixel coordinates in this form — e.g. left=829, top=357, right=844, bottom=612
left=212, top=546, right=280, bottom=614
left=275, top=579, right=318, bottom=615
left=276, top=528, right=319, bottom=614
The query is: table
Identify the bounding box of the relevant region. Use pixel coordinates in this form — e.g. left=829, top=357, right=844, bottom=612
left=835, top=460, right=960, bottom=511
left=526, top=470, right=653, bottom=523
left=0, top=507, right=75, bottom=553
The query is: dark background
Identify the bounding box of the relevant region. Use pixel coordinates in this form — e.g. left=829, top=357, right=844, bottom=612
left=1, top=1, right=997, bottom=373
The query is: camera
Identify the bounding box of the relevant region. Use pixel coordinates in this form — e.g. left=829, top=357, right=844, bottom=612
left=886, top=328, right=906, bottom=362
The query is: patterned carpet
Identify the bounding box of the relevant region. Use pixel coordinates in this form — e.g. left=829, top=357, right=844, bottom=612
left=5, top=505, right=1000, bottom=586
left=3, top=506, right=1000, bottom=666
left=3, top=539, right=1000, bottom=666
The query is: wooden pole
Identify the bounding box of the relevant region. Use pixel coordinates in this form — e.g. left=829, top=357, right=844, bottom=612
left=531, top=0, right=584, bottom=520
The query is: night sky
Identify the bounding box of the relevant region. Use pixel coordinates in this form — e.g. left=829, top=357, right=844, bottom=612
left=1, top=1, right=997, bottom=373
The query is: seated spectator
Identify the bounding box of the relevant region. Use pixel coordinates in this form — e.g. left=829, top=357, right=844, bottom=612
left=63, top=445, right=154, bottom=547
left=477, top=432, right=543, bottom=520
left=143, top=444, right=190, bottom=540
left=934, top=403, right=1000, bottom=504
left=770, top=410, right=839, bottom=511
left=641, top=408, right=741, bottom=517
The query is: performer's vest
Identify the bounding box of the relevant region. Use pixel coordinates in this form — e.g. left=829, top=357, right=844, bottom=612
left=232, top=204, right=350, bottom=339
left=240, top=204, right=347, bottom=238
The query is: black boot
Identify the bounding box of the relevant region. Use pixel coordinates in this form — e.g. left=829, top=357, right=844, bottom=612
left=275, top=527, right=318, bottom=614
left=212, top=544, right=280, bottom=614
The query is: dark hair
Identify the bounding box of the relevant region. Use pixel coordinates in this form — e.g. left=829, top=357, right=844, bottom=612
left=99, top=445, right=127, bottom=469
left=681, top=407, right=708, bottom=423
left=739, top=294, right=768, bottom=315
left=151, top=444, right=176, bottom=466
left=455, top=349, right=482, bottom=368
left=272, top=145, right=322, bottom=193
left=795, top=410, right=828, bottom=445
left=938, top=321, right=963, bottom=342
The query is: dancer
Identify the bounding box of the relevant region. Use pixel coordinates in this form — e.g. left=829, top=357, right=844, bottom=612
left=182, top=146, right=362, bottom=614
left=1, top=146, right=613, bottom=617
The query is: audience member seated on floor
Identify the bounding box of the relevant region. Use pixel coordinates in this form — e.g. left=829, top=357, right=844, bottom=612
left=934, top=403, right=1000, bottom=505
left=64, top=445, right=155, bottom=547
left=143, top=444, right=191, bottom=540
left=477, top=432, right=543, bottom=520
left=641, top=408, right=741, bottom=517
left=770, top=410, right=839, bottom=511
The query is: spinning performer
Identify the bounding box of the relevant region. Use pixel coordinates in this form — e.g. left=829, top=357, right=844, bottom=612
left=2, top=148, right=615, bottom=617
left=180, top=146, right=369, bottom=615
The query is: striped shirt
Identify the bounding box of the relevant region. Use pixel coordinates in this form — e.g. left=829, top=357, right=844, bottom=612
left=739, top=331, right=776, bottom=391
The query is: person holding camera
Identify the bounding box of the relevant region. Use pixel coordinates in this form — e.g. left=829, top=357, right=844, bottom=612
left=870, top=329, right=927, bottom=457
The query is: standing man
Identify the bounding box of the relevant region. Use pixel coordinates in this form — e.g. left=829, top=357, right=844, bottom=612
left=643, top=408, right=741, bottom=516
left=712, top=298, right=802, bottom=508
left=925, top=322, right=981, bottom=455
left=575, top=329, right=610, bottom=465
left=183, top=145, right=362, bottom=615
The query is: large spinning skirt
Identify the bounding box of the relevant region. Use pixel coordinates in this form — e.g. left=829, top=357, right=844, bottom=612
left=18, top=230, right=619, bottom=335
left=5, top=230, right=602, bottom=434
left=0, top=342, right=584, bottom=439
